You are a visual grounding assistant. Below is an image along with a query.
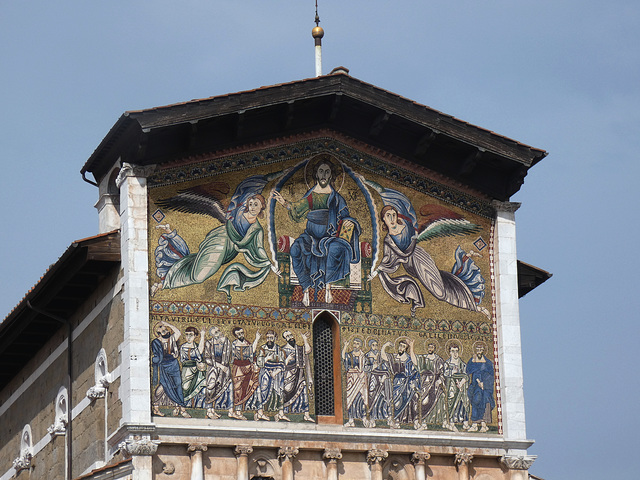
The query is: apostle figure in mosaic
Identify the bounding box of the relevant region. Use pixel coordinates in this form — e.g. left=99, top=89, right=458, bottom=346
left=466, top=342, right=495, bottom=433
left=203, top=325, right=233, bottom=420
left=365, top=339, right=392, bottom=427
left=151, top=174, right=281, bottom=301
left=281, top=330, right=314, bottom=422
left=229, top=327, right=261, bottom=420
left=179, top=326, right=207, bottom=408
left=151, top=321, right=190, bottom=417
left=363, top=180, right=488, bottom=318
left=246, top=330, right=285, bottom=421
left=342, top=337, right=368, bottom=427
left=272, top=156, right=361, bottom=307
left=417, top=342, right=447, bottom=429
left=383, top=338, right=421, bottom=428
left=444, top=343, right=470, bottom=431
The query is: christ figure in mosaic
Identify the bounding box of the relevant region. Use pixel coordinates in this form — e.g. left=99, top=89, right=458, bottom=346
left=363, top=180, right=488, bottom=318
left=151, top=174, right=281, bottom=301
left=272, top=157, right=361, bottom=307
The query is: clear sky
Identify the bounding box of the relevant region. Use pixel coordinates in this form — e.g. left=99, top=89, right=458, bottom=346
left=1, top=2, right=638, bottom=478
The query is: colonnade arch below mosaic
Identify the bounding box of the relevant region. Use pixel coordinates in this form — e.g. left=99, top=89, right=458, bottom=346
left=148, top=150, right=499, bottom=433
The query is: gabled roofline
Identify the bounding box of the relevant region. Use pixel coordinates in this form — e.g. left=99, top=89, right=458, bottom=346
left=81, top=72, right=546, bottom=201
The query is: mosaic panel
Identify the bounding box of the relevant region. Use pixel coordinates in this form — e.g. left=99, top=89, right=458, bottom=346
left=148, top=139, right=499, bottom=433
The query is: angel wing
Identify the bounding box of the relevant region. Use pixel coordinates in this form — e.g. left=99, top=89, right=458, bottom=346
left=416, top=204, right=481, bottom=243
left=155, top=182, right=228, bottom=223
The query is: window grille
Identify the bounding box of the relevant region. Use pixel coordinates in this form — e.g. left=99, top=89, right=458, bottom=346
left=313, top=314, right=335, bottom=415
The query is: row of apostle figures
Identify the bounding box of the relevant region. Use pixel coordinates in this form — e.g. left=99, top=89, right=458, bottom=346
left=152, top=321, right=495, bottom=431
left=342, top=337, right=495, bottom=432
left=151, top=321, right=313, bottom=422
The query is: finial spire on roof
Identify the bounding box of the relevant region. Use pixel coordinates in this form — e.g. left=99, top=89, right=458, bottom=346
left=312, top=0, right=324, bottom=77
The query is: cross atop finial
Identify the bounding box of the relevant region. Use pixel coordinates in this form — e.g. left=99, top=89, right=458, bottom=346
left=315, top=0, right=320, bottom=26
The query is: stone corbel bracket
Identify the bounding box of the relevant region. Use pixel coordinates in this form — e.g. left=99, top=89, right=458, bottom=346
left=87, top=349, right=112, bottom=400
left=13, top=424, right=34, bottom=473
left=48, top=386, right=69, bottom=436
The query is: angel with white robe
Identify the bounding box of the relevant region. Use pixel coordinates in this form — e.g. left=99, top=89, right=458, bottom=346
left=365, top=181, right=489, bottom=318
left=151, top=174, right=280, bottom=301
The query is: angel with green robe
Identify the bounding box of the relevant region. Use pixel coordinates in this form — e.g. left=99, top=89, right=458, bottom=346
left=151, top=174, right=280, bottom=301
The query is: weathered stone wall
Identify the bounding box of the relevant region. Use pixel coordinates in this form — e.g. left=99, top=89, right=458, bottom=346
left=0, top=269, right=123, bottom=479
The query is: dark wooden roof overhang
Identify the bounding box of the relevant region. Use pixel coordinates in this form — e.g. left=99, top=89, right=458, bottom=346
left=517, top=260, right=552, bottom=298
left=81, top=73, right=547, bottom=201
left=0, top=231, right=120, bottom=390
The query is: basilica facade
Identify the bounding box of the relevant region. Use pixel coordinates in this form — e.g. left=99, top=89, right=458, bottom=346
left=0, top=71, right=549, bottom=480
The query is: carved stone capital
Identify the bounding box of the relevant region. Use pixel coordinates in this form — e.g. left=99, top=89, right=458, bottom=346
left=118, top=436, right=160, bottom=456
left=12, top=453, right=32, bottom=472
left=235, top=445, right=253, bottom=457
left=367, top=449, right=388, bottom=465
left=278, top=446, right=299, bottom=461
left=323, top=448, right=342, bottom=462
left=411, top=452, right=431, bottom=465
left=491, top=200, right=521, bottom=213
left=454, top=453, right=474, bottom=466
left=115, top=162, right=157, bottom=187
left=188, top=443, right=209, bottom=454
left=500, top=455, right=537, bottom=470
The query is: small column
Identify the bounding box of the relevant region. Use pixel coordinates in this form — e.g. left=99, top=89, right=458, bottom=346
left=235, top=445, right=254, bottom=480
left=454, top=453, right=473, bottom=480
left=278, top=446, right=299, bottom=480
left=500, top=455, right=536, bottom=480
left=411, top=452, right=430, bottom=480
left=323, top=448, right=342, bottom=480
left=367, top=449, right=388, bottom=480
left=188, top=443, right=208, bottom=480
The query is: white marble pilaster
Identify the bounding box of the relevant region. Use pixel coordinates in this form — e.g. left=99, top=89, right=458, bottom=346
left=117, top=163, right=155, bottom=425
left=493, top=201, right=527, bottom=440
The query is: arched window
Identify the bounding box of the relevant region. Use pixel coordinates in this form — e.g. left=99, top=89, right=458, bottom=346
left=312, top=312, right=343, bottom=424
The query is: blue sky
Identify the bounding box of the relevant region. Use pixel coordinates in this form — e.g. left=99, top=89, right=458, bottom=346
left=2, top=2, right=638, bottom=478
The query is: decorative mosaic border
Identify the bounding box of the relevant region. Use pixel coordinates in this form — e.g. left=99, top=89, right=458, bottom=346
left=148, top=137, right=496, bottom=219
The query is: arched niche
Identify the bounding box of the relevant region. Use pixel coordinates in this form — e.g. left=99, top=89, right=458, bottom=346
left=312, top=310, right=343, bottom=424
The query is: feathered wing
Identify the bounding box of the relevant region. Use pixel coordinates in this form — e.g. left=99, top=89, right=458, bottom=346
left=416, top=204, right=481, bottom=243
left=155, top=183, right=228, bottom=223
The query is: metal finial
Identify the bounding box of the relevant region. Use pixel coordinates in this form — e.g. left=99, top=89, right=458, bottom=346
left=315, top=0, right=320, bottom=26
